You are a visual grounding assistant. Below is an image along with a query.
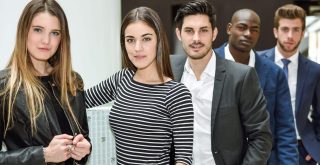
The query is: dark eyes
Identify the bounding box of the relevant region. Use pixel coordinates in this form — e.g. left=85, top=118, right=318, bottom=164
left=126, top=37, right=152, bottom=43
left=33, top=27, right=60, bottom=36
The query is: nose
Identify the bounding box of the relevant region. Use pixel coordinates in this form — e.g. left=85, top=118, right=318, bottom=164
left=41, top=33, right=50, bottom=44
left=134, top=40, right=142, bottom=51
left=287, top=30, right=293, bottom=38
left=193, top=32, right=200, bottom=42
left=244, top=29, right=251, bottom=36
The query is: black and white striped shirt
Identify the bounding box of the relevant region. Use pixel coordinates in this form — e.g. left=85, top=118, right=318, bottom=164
left=85, top=69, right=193, bottom=165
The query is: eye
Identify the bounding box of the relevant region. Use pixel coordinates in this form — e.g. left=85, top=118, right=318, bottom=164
left=142, top=37, right=151, bottom=42
left=184, top=29, right=193, bottom=34
left=51, top=31, right=60, bottom=36
left=280, top=27, right=289, bottom=32
left=236, top=26, right=246, bottom=31
left=293, top=28, right=301, bottom=33
left=33, top=27, right=42, bottom=33
left=251, top=28, right=259, bottom=33
left=201, top=29, right=208, bottom=33
left=126, top=38, right=135, bottom=43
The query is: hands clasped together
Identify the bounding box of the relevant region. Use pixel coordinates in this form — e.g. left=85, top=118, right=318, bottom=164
left=44, top=134, right=91, bottom=163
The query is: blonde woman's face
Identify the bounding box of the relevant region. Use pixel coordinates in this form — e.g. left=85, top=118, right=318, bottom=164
left=27, top=12, right=61, bottom=66
left=124, top=21, right=158, bottom=71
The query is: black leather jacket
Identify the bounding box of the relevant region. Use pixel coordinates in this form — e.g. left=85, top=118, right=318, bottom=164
left=0, top=69, right=90, bottom=165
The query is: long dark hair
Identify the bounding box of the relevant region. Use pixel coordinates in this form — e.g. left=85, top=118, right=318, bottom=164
left=120, top=7, right=173, bottom=82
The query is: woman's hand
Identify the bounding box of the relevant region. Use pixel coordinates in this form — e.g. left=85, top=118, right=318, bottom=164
left=44, top=134, right=74, bottom=163
left=70, top=134, right=91, bottom=161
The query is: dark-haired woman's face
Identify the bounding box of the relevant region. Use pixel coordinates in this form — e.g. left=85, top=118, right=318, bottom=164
left=27, top=12, right=61, bottom=67
left=124, top=21, right=157, bottom=71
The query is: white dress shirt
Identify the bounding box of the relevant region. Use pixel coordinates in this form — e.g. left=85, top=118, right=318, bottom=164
left=274, top=47, right=300, bottom=139
left=224, top=44, right=256, bottom=67
left=181, top=51, right=216, bottom=165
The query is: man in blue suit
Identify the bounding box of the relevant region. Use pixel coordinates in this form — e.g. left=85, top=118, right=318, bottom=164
left=214, top=9, right=298, bottom=165
left=259, top=4, right=320, bottom=165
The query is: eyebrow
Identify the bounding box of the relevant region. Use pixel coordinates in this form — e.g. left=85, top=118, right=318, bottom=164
left=125, top=33, right=153, bottom=38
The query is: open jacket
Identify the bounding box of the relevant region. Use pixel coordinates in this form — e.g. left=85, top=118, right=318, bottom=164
left=0, top=69, right=90, bottom=165
left=259, top=48, right=320, bottom=163
left=170, top=53, right=272, bottom=165
left=215, top=44, right=298, bottom=165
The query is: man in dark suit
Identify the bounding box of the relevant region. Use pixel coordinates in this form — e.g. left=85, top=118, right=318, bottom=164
left=171, top=1, right=272, bottom=164
left=259, top=4, right=320, bottom=165
left=214, top=9, right=298, bottom=165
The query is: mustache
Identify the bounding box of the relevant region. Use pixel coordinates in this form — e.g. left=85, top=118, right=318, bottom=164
left=190, top=41, right=204, bottom=47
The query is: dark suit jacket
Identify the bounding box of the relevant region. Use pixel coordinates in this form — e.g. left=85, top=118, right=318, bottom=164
left=170, top=53, right=272, bottom=165
left=215, top=44, right=298, bottom=165
left=259, top=47, right=320, bottom=162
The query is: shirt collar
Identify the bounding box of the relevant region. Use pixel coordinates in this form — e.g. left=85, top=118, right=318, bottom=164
left=275, top=46, right=299, bottom=65
left=225, top=44, right=255, bottom=67
left=184, top=50, right=216, bottom=78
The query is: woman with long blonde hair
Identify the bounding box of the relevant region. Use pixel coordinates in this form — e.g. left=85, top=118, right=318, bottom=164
left=0, top=0, right=90, bottom=164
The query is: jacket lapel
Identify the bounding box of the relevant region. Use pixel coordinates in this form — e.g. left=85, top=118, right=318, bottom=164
left=211, top=54, right=226, bottom=132
left=263, top=48, right=276, bottom=61
left=296, top=54, right=308, bottom=112
left=170, top=55, right=187, bottom=82
left=254, top=53, right=267, bottom=89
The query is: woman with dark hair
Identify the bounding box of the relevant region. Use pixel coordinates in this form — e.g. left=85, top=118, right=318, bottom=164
left=0, top=0, right=91, bottom=164
left=85, top=7, right=193, bottom=165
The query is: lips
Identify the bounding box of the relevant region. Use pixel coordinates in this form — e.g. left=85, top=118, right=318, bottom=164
left=239, top=40, right=252, bottom=46
left=134, top=55, right=146, bottom=60
left=38, top=47, right=49, bottom=51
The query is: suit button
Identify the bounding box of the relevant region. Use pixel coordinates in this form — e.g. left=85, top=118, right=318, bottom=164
left=214, top=151, right=219, bottom=154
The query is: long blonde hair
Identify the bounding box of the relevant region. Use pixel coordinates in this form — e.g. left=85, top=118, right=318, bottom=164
left=1, top=0, right=82, bottom=137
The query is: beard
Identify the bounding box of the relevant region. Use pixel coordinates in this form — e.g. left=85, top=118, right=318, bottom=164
left=184, top=42, right=212, bottom=60
left=278, top=40, right=301, bottom=54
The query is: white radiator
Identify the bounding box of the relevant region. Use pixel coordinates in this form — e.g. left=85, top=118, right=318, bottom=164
left=86, top=106, right=116, bottom=165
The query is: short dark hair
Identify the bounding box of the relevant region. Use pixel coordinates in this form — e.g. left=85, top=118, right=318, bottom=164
left=174, top=0, right=217, bottom=30
left=274, top=4, right=306, bottom=30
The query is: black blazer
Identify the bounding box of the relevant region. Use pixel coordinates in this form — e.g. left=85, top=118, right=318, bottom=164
left=170, top=53, right=272, bottom=165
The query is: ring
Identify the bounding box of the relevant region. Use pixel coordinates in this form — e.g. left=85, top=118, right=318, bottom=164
left=66, top=145, right=72, bottom=152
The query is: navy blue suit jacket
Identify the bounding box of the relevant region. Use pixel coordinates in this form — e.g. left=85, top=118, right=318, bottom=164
left=259, top=47, right=320, bottom=163
left=215, top=44, right=298, bottom=165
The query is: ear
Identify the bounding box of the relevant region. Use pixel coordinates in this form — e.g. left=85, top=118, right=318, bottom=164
left=273, top=27, right=278, bottom=39
left=175, top=28, right=182, bottom=41
left=226, top=23, right=232, bottom=35
left=212, top=27, right=218, bottom=42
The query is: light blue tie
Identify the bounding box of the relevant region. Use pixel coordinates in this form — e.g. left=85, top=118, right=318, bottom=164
left=281, top=58, right=291, bottom=79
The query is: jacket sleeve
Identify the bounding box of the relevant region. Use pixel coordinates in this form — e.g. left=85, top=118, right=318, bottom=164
left=240, top=68, right=272, bottom=165
left=0, top=146, right=46, bottom=165
left=274, top=69, right=298, bottom=164
left=311, top=76, right=320, bottom=141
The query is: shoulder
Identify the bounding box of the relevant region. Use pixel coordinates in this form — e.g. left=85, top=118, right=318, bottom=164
left=170, top=54, right=187, bottom=65
left=0, top=69, right=10, bottom=86
left=257, top=55, right=283, bottom=73
left=300, top=55, right=320, bottom=71
left=257, top=48, right=274, bottom=55
left=167, top=81, right=191, bottom=96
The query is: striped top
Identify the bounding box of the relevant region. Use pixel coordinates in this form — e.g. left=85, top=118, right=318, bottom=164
left=85, top=69, right=194, bottom=165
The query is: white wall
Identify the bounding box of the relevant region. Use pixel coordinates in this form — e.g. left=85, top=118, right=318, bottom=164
left=0, top=0, right=121, bottom=89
